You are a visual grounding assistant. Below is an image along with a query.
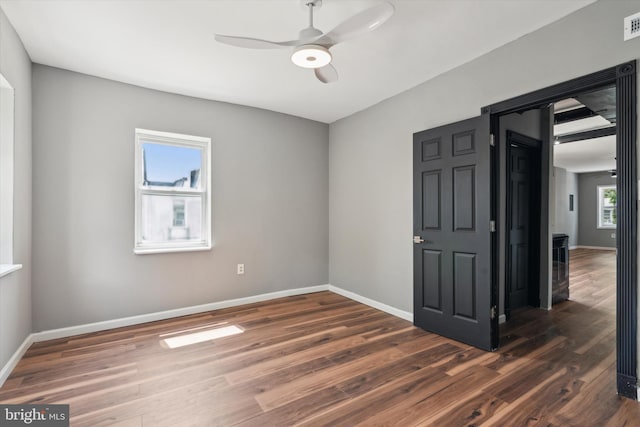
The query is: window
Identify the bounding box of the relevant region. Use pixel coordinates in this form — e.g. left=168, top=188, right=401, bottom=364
left=597, top=185, right=617, bottom=229
left=134, top=129, right=211, bottom=254
left=0, top=72, right=22, bottom=277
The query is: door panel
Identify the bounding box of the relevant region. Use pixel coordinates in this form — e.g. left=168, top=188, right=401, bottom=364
left=453, top=252, right=476, bottom=320
left=413, top=115, right=495, bottom=351
left=515, top=244, right=528, bottom=292
left=422, top=250, right=442, bottom=311
left=422, top=171, right=441, bottom=229
left=453, top=166, right=476, bottom=231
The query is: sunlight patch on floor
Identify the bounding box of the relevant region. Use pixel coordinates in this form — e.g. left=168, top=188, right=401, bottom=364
left=161, top=324, right=244, bottom=349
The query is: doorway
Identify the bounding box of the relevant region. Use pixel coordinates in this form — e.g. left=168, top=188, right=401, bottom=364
left=414, top=61, right=636, bottom=398
left=486, top=61, right=636, bottom=399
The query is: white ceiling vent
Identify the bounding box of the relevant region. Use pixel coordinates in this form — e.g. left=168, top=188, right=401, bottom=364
left=624, top=12, right=640, bottom=41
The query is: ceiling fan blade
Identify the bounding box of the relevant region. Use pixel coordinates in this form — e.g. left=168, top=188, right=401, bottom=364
left=314, top=64, right=338, bottom=84
left=214, top=34, right=303, bottom=49
left=316, top=2, right=395, bottom=46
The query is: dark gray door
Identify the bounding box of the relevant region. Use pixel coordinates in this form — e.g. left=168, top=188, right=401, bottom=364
left=413, top=115, right=496, bottom=351
left=507, top=145, right=532, bottom=310
left=505, top=130, right=541, bottom=315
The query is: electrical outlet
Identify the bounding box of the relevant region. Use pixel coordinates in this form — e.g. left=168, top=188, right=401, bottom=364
left=237, top=264, right=245, bottom=275
left=611, top=233, right=616, bottom=239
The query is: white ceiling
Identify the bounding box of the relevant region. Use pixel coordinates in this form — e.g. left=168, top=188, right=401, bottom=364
left=552, top=95, right=616, bottom=173
left=0, top=0, right=595, bottom=123
left=553, top=136, right=616, bottom=173
left=554, top=116, right=612, bottom=136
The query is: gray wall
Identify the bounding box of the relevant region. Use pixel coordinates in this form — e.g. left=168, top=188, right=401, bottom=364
left=32, top=65, right=329, bottom=331
left=553, top=167, right=579, bottom=247
left=0, top=9, right=32, bottom=370
left=329, top=0, right=640, bottom=317
left=578, top=171, right=617, bottom=248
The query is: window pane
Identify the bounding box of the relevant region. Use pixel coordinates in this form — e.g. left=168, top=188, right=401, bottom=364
left=603, top=188, right=616, bottom=207
left=141, top=194, right=202, bottom=243
left=142, top=142, right=202, bottom=189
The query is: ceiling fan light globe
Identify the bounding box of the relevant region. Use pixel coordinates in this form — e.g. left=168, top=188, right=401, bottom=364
left=291, top=45, right=331, bottom=69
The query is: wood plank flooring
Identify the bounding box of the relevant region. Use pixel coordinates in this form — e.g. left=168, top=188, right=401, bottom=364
left=1, top=248, right=639, bottom=425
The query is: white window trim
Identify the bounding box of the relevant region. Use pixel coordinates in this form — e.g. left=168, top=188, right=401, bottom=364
left=134, top=128, right=212, bottom=254
left=597, top=184, right=617, bottom=229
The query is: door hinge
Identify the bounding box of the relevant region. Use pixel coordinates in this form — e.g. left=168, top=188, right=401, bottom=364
left=489, top=134, right=495, bottom=147
left=490, top=305, right=497, bottom=320
left=490, top=220, right=496, bottom=232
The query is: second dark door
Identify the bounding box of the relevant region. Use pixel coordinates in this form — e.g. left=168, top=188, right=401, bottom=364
left=506, top=130, right=541, bottom=315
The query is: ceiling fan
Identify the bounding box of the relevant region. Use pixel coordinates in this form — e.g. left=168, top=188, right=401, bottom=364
left=214, top=0, right=395, bottom=84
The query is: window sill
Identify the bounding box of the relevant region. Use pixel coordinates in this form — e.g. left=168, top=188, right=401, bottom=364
left=134, top=245, right=212, bottom=255
left=0, top=264, right=23, bottom=279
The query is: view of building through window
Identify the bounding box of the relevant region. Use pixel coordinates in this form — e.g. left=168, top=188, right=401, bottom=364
left=172, top=200, right=186, bottom=227
left=141, top=142, right=202, bottom=243
left=135, top=129, right=211, bottom=253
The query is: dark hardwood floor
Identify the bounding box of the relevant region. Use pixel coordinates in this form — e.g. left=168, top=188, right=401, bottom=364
left=1, top=248, right=638, bottom=426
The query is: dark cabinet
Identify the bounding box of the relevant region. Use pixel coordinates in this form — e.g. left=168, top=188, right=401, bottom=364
left=552, top=234, right=569, bottom=304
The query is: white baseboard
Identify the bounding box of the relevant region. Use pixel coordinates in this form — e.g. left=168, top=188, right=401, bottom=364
left=569, top=245, right=578, bottom=250
left=32, top=285, right=413, bottom=343
left=32, top=285, right=330, bottom=342
left=328, top=285, right=413, bottom=322
left=2, top=283, right=414, bottom=388
left=0, top=333, right=34, bottom=388
left=574, top=245, right=616, bottom=251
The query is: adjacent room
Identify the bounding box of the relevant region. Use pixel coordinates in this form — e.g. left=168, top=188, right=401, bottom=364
left=1, top=0, right=640, bottom=425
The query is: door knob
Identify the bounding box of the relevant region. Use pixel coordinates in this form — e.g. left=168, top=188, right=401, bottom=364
left=413, top=236, right=424, bottom=244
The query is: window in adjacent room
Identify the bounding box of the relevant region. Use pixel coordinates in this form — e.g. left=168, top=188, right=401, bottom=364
left=134, top=129, right=211, bottom=254
left=597, top=185, right=617, bottom=229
